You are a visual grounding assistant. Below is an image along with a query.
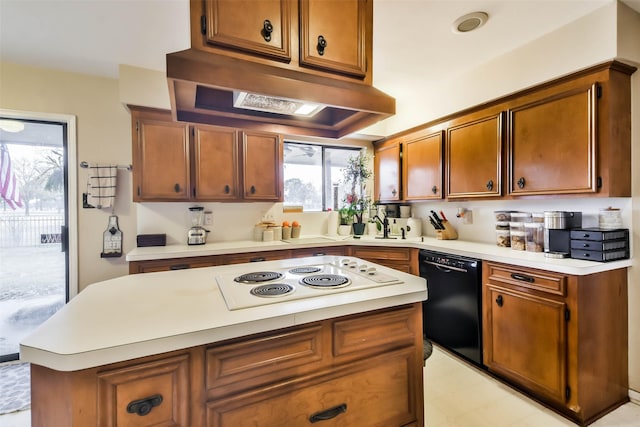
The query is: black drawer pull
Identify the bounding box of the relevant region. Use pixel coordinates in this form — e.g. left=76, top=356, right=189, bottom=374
left=261, top=19, right=273, bottom=42
left=127, top=394, right=163, bottom=416
left=309, top=403, right=347, bottom=423
left=496, top=295, right=503, bottom=307
left=511, top=273, right=534, bottom=283
left=170, top=264, right=190, bottom=270
left=316, top=35, right=327, bottom=55
left=250, top=257, right=266, bottom=262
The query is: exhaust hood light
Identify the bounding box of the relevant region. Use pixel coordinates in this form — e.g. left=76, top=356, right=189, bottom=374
left=233, top=91, right=325, bottom=117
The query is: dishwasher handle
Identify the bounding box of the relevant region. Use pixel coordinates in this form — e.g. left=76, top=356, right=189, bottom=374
left=421, top=259, right=468, bottom=273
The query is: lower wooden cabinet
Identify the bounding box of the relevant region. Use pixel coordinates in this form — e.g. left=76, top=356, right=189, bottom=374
left=482, top=261, right=628, bottom=425
left=206, top=348, right=418, bottom=427
left=30, top=304, right=424, bottom=427
left=350, top=246, right=418, bottom=275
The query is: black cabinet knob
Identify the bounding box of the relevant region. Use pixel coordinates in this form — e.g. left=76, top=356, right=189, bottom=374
left=496, top=295, right=503, bottom=307
left=250, top=185, right=256, bottom=194
left=261, top=19, right=273, bottom=42
left=517, top=177, right=526, bottom=189
left=317, top=35, right=327, bottom=55
left=431, top=185, right=438, bottom=194
left=486, top=180, right=494, bottom=191
left=174, top=183, right=181, bottom=193
left=224, top=184, right=230, bottom=194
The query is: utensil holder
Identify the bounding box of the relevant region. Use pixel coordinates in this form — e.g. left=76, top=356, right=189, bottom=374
left=436, top=221, right=458, bottom=240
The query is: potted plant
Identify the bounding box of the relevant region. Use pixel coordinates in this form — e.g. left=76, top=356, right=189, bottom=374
left=338, top=205, right=353, bottom=235
left=341, top=152, right=372, bottom=235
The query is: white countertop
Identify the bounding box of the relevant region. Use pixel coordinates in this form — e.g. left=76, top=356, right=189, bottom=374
left=20, top=256, right=427, bottom=372
left=126, top=235, right=632, bottom=276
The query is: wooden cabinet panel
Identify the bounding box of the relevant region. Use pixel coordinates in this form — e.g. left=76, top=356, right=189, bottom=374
left=242, top=131, right=283, bottom=201
left=299, top=0, right=368, bottom=78
left=508, top=83, right=597, bottom=195
left=129, top=256, right=223, bottom=274
left=403, top=131, right=443, bottom=200
left=205, top=348, right=418, bottom=427
left=484, top=285, right=567, bottom=403
left=482, top=261, right=629, bottom=424
left=290, top=246, right=347, bottom=258
left=446, top=112, right=503, bottom=199
left=206, top=325, right=326, bottom=398
left=203, top=0, right=291, bottom=61
left=97, top=353, right=191, bottom=426
left=223, top=250, right=289, bottom=265
left=193, top=125, right=239, bottom=200
left=132, top=109, right=190, bottom=201
left=350, top=246, right=417, bottom=275
left=374, top=139, right=401, bottom=202
left=333, top=305, right=417, bottom=363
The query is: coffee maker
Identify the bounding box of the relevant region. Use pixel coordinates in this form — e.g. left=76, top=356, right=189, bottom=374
left=188, top=206, right=209, bottom=245
left=544, top=211, right=582, bottom=257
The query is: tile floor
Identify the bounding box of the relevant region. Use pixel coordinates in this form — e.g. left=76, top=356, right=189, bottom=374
left=1, top=346, right=639, bottom=426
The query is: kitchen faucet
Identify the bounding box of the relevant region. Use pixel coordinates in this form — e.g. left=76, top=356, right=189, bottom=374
left=372, top=215, right=394, bottom=239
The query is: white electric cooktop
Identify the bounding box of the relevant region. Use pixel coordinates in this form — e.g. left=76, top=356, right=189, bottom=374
left=216, top=257, right=403, bottom=310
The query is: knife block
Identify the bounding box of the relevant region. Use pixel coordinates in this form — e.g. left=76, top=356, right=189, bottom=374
left=436, top=221, right=458, bottom=240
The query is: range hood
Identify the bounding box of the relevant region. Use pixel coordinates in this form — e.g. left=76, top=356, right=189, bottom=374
left=166, top=48, right=395, bottom=138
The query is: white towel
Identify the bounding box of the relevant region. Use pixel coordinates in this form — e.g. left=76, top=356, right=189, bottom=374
left=87, top=164, right=117, bottom=209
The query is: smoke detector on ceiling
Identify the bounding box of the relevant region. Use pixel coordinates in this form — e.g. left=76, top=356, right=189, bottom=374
left=452, top=12, right=489, bottom=34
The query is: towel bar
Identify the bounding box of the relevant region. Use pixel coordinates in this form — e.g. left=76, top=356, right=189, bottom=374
left=80, top=161, right=131, bottom=171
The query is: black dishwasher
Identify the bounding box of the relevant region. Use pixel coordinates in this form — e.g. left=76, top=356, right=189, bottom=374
left=419, top=250, right=483, bottom=366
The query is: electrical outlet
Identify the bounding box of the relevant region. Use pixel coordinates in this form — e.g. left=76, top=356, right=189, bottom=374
left=204, top=211, right=213, bottom=226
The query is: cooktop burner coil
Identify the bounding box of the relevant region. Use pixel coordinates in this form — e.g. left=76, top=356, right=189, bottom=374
left=289, top=266, right=322, bottom=274
left=299, top=274, right=350, bottom=289
left=234, top=271, right=283, bottom=284
left=250, top=283, right=295, bottom=297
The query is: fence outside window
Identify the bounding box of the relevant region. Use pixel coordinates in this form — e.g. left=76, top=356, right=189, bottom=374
left=0, top=214, right=64, bottom=248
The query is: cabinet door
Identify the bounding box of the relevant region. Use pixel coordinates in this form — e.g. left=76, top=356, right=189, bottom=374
left=446, top=112, right=503, bottom=198
left=97, top=353, right=190, bottom=426
left=203, top=0, right=291, bottom=62
left=484, top=285, right=568, bottom=404
left=508, top=84, right=597, bottom=195
left=242, top=131, right=283, bottom=201
left=403, top=131, right=443, bottom=200
left=299, top=0, right=368, bottom=78
left=206, top=348, right=419, bottom=427
left=374, top=140, right=401, bottom=202
left=133, top=115, right=190, bottom=201
left=193, top=125, right=240, bottom=200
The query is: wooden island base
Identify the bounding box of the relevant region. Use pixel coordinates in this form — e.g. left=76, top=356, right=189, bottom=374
left=30, top=303, right=425, bottom=427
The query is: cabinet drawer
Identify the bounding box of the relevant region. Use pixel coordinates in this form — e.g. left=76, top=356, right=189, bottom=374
left=485, top=262, right=566, bottom=296
left=570, top=239, right=628, bottom=251
left=351, top=246, right=411, bottom=261
left=570, top=228, right=629, bottom=241
left=333, top=305, right=418, bottom=362
left=291, top=246, right=347, bottom=258
left=97, top=354, right=190, bottom=427
left=223, top=250, right=289, bottom=264
left=206, top=348, right=418, bottom=427
left=206, top=325, right=326, bottom=398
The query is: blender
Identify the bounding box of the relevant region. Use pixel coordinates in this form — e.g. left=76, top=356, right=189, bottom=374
left=188, top=206, right=209, bottom=245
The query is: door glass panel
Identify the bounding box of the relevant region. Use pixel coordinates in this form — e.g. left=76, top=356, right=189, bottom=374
left=0, top=120, right=67, bottom=362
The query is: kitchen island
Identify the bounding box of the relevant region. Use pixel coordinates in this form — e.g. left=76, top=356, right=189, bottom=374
left=21, top=256, right=427, bottom=426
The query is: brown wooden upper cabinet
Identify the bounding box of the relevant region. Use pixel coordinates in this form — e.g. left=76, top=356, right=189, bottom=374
left=132, top=107, right=191, bottom=201
left=197, top=0, right=370, bottom=81
left=374, top=138, right=401, bottom=202
left=131, top=106, right=283, bottom=202
left=446, top=111, right=503, bottom=199
left=508, top=83, right=597, bottom=196
left=403, top=130, right=444, bottom=200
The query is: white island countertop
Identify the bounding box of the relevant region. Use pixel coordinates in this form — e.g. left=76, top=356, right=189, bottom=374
left=126, top=235, right=632, bottom=276
left=20, top=256, right=427, bottom=372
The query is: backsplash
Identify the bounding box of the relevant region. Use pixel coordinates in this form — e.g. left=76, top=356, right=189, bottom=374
left=135, top=198, right=632, bottom=248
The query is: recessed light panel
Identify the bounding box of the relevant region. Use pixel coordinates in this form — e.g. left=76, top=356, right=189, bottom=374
left=452, top=12, right=489, bottom=34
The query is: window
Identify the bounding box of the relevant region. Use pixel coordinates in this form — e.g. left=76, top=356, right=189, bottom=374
left=283, top=142, right=361, bottom=211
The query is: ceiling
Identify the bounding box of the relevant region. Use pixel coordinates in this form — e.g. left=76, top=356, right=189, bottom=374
left=1, top=0, right=639, bottom=102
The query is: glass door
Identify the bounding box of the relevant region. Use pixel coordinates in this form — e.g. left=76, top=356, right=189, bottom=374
left=0, top=118, right=69, bottom=362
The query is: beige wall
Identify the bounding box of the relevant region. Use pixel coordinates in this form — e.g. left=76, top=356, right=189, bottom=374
left=0, top=61, right=134, bottom=289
